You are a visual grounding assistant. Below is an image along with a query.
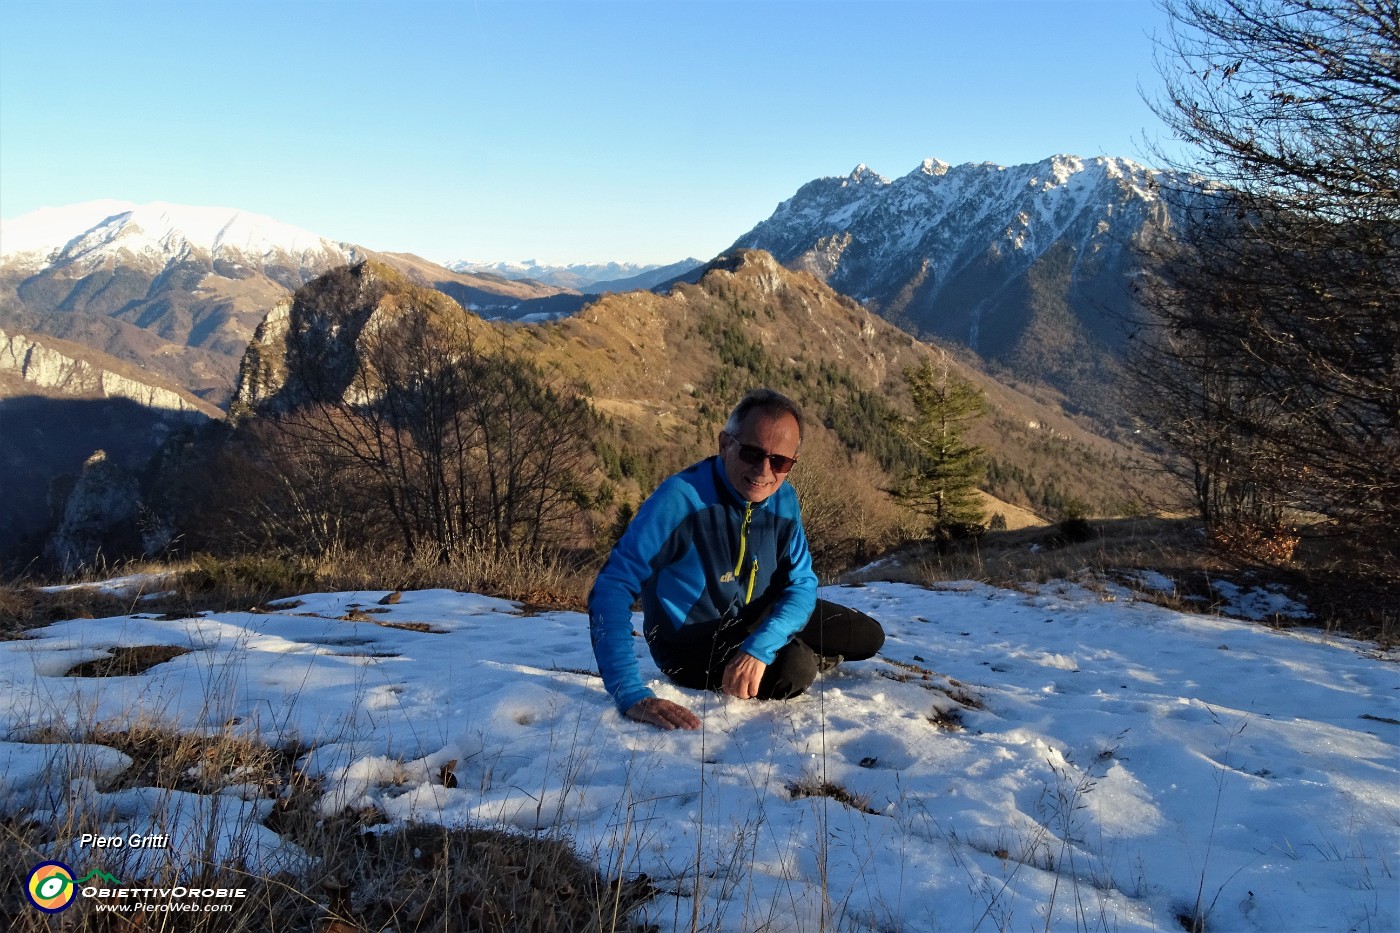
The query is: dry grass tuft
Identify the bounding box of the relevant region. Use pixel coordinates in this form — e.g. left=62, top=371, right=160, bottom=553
left=309, top=545, right=592, bottom=613
left=20, top=722, right=298, bottom=798
left=787, top=777, right=881, bottom=815
left=316, top=823, right=658, bottom=933
left=0, top=585, right=146, bottom=636
left=62, top=645, right=191, bottom=678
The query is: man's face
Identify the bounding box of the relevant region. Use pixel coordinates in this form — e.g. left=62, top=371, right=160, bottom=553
left=719, top=410, right=801, bottom=504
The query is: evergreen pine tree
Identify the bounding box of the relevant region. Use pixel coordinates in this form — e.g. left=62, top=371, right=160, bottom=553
left=898, top=359, right=987, bottom=533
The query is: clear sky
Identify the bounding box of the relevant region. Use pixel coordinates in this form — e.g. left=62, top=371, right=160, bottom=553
left=0, top=0, right=1178, bottom=266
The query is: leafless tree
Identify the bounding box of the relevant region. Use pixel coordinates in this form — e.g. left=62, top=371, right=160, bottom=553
left=241, top=267, right=600, bottom=561
left=1135, top=0, right=1399, bottom=566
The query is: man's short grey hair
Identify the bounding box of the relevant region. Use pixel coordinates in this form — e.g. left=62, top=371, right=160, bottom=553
left=723, top=388, right=805, bottom=441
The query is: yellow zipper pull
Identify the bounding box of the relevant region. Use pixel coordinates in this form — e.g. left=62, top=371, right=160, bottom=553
left=734, top=503, right=752, bottom=577
left=746, top=558, right=758, bottom=604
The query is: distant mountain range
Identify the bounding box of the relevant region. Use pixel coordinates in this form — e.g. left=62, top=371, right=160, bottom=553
left=732, top=155, right=1190, bottom=424
left=447, top=258, right=703, bottom=292
left=2, top=157, right=1193, bottom=424
left=0, top=202, right=589, bottom=406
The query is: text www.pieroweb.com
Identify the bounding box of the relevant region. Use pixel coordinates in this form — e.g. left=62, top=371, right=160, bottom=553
left=92, top=901, right=235, bottom=914
left=84, top=886, right=246, bottom=913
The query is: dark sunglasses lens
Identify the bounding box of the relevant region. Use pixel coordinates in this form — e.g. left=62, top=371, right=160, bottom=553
left=737, top=443, right=795, bottom=474
left=735, top=444, right=766, bottom=465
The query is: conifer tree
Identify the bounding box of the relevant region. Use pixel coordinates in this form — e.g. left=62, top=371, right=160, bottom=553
left=898, top=359, right=987, bottom=532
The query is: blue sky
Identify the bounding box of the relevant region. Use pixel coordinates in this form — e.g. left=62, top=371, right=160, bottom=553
left=0, top=0, right=1178, bottom=265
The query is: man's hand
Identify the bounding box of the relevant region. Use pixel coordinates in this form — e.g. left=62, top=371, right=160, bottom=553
left=722, top=652, right=767, bottom=700
left=626, top=696, right=701, bottom=730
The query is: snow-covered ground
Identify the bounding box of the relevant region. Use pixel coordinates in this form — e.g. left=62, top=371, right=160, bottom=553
left=2, top=578, right=1396, bottom=931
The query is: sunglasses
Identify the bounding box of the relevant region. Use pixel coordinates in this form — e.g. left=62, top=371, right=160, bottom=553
left=728, top=439, right=798, bottom=475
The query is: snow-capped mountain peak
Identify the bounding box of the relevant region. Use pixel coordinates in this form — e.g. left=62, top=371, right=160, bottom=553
left=844, top=164, right=889, bottom=187
left=918, top=157, right=952, bottom=177
left=0, top=200, right=137, bottom=259
left=0, top=200, right=354, bottom=273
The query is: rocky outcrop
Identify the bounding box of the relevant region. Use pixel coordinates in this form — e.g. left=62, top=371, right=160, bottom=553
left=44, top=450, right=152, bottom=575
left=230, top=260, right=474, bottom=419
left=0, top=327, right=215, bottom=417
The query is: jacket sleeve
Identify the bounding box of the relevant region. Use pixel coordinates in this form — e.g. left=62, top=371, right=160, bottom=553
left=588, top=481, right=684, bottom=714
left=739, top=497, right=819, bottom=664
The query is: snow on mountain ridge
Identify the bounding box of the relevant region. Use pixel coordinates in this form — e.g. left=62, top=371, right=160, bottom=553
left=730, top=153, right=1184, bottom=414
left=1, top=200, right=355, bottom=272
left=746, top=154, right=1165, bottom=272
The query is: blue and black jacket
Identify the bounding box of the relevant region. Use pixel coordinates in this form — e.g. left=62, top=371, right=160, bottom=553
left=588, top=456, right=818, bottom=714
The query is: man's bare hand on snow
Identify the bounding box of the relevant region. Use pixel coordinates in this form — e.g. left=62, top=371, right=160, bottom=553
left=626, top=696, right=701, bottom=730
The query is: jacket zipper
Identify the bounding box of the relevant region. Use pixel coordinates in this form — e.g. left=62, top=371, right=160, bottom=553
left=734, top=503, right=758, bottom=605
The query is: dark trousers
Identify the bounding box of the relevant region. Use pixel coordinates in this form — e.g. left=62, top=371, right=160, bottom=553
left=652, top=599, right=885, bottom=700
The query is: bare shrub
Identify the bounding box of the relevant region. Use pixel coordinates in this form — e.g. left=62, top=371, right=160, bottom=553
left=789, top=433, right=918, bottom=576
left=1207, top=519, right=1300, bottom=564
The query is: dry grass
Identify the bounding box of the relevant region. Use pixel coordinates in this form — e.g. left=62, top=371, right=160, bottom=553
left=309, top=545, right=591, bottom=613
left=4, top=517, right=1392, bottom=647
left=849, top=517, right=1213, bottom=589
left=19, top=721, right=299, bottom=798
left=314, top=823, right=657, bottom=933
left=787, top=777, right=881, bottom=816
left=0, top=545, right=591, bottom=642
left=2, top=713, right=657, bottom=932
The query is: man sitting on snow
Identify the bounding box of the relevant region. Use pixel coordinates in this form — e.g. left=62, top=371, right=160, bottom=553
left=588, top=388, right=885, bottom=730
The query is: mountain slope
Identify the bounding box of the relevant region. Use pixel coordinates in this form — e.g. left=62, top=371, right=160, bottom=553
left=732, top=155, right=1189, bottom=424
left=235, top=252, right=1166, bottom=527
left=0, top=202, right=583, bottom=406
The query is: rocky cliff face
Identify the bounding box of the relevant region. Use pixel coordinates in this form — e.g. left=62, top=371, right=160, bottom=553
left=230, top=261, right=474, bottom=418
left=1, top=327, right=218, bottom=417
left=44, top=450, right=151, bottom=575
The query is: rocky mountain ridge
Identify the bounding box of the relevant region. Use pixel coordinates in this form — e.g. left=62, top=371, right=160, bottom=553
left=732, top=154, right=1194, bottom=424
left=236, top=252, right=1159, bottom=518
left=0, top=327, right=220, bottom=417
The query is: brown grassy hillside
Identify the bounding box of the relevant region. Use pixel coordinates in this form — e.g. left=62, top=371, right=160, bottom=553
left=520, top=250, right=1167, bottom=519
